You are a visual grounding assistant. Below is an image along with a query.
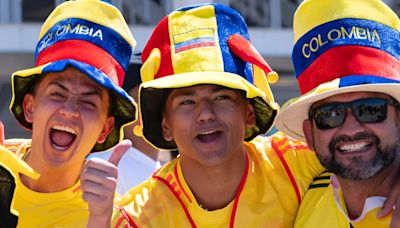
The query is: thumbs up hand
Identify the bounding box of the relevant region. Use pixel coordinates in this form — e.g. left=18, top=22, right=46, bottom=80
left=81, top=139, right=131, bottom=228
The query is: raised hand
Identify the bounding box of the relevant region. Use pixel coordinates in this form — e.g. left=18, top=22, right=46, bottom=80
left=81, top=139, right=132, bottom=228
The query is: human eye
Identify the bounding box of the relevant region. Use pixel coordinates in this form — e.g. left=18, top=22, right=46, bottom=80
left=50, top=91, right=65, bottom=98
left=215, top=94, right=230, bottom=100
left=180, top=99, right=195, bottom=105
left=80, top=99, right=97, bottom=109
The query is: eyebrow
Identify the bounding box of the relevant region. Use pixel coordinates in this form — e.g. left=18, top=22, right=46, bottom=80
left=49, top=80, right=103, bottom=99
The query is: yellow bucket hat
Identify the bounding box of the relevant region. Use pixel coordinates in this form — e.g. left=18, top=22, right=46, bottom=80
left=10, top=0, right=137, bottom=152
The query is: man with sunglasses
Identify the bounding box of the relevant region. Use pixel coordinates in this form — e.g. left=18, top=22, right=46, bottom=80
left=275, top=0, right=400, bottom=227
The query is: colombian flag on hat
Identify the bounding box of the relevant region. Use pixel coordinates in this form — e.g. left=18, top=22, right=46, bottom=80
left=275, top=0, right=400, bottom=141
left=9, top=0, right=137, bottom=152
left=135, top=3, right=279, bottom=149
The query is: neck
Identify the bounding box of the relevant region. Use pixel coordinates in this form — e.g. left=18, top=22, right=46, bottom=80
left=21, top=148, right=81, bottom=193
left=338, top=159, right=400, bottom=218
left=180, top=147, right=247, bottom=211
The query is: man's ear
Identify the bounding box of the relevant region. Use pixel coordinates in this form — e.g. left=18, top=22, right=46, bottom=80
left=97, top=116, right=115, bottom=144
left=161, top=116, right=173, bottom=141
left=303, top=119, right=315, bottom=151
left=22, top=94, right=34, bottom=124
left=245, top=102, right=256, bottom=129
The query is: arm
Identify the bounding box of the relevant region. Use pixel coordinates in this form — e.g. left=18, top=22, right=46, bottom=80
left=81, top=140, right=131, bottom=228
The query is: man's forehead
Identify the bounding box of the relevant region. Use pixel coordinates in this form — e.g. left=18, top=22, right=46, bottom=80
left=43, top=69, right=103, bottom=91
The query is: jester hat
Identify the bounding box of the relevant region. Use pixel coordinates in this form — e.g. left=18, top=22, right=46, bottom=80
left=10, top=0, right=137, bottom=152
left=136, top=3, right=279, bottom=150
left=274, top=0, right=400, bottom=141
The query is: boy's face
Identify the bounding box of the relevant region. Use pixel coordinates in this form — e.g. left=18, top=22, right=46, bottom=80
left=161, top=84, right=255, bottom=166
left=23, top=67, right=115, bottom=169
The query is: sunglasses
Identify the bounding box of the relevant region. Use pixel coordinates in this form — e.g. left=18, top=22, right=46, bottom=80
left=309, top=97, right=400, bottom=130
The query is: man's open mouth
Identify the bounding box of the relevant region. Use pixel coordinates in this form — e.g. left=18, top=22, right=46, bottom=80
left=49, top=125, right=77, bottom=151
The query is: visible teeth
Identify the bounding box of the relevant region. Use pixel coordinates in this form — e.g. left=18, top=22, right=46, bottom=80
left=52, top=125, right=77, bottom=135
left=199, top=130, right=217, bottom=135
left=339, top=142, right=369, bottom=152
left=53, top=144, right=68, bottom=151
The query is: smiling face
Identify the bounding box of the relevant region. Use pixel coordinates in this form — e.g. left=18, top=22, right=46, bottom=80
left=303, top=92, right=400, bottom=180
left=161, top=85, right=256, bottom=166
left=23, top=67, right=115, bottom=169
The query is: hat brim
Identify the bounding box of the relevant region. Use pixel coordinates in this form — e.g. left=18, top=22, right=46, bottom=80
left=275, top=82, right=400, bottom=142
left=10, top=59, right=136, bottom=152
left=139, top=72, right=279, bottom=150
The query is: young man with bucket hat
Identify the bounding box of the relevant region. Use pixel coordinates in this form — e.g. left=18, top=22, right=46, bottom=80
left=109, top=3, right=327, bottom=227
left=0, top=0, right=136, bottom=227
left=274, top=0, right=400, bottom=227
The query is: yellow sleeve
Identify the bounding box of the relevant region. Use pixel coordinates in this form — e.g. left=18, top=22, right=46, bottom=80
left=263, top=132, right=325, bottom=197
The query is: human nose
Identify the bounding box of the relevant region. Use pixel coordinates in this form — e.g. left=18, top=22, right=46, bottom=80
left=59, top=97, right=80, bottom=118
left=196, top=100, right=215, bottom=123
left=337, top=108, right=363, bottom=134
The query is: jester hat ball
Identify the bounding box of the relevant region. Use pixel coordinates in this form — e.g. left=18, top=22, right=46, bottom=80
left=136, top=3, right=280, bottom=150
left=10, top=0, right=137, bottom=152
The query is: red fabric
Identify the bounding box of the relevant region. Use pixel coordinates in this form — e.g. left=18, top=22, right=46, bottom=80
left=297, top=45, right=400, bottom=94
left=228, top=34, right=273, bottom=74
left=36, top=40, right=124, bottom=86
left=271, top=140, right=301, bottom=205
left=153, top=175, right=197, bottom=228
left=142, top=16, right=174, bottom=79
left=0, top=121, right=4, bottom=145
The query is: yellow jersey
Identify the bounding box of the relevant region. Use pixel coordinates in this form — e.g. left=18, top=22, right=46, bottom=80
left=295, top=172, right=391, bottom=228
left=2, top=139, right=90, bottom=228
left=112, top=132, right=324, bottom=227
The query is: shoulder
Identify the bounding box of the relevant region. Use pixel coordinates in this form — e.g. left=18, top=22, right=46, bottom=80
left=117, top=159, right=178, bottom=207
left=295, top=172, right=334, bottom=227
left=0, top=144, right=38, bottom=180
left=4, top=138, right=31, bottom=157
left=247, top=132, right=317, bottom=165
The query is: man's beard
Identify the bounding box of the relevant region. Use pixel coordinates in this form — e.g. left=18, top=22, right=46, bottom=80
left=317, top=132, right=399, bottom=180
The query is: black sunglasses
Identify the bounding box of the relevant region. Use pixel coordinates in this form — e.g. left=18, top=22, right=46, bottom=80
left=309, top=97, right=400, bottom=130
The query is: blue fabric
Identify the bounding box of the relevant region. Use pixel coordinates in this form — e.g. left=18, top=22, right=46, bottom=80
left=35, top=18, right=132, bottom=72
left=338, top=75, right=400, bottom=88
left=292, top=18, right=399, bottom=78
left=42, top=59, right=133, bottom=103
left=177, top=3, right=209, bottom=11
left=214, top=3, right=252, bottom=81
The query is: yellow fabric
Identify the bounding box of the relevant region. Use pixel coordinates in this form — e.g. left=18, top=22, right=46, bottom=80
left=294, top=0, right=400, bottom=41
left=0, top=145, right=38, bottom=218
left=295, top=173, right=391, bottom=228
left=112, top=132, right=324, bottom=227
left=38, top=0, right=135, bottom=47
left=3, top=140, right=89, bottom=228
left=140, top=48, right=161, bottom=83
left=169, top=5, right=224, bottom=75
left=141, top=72, right=268, bottom=99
